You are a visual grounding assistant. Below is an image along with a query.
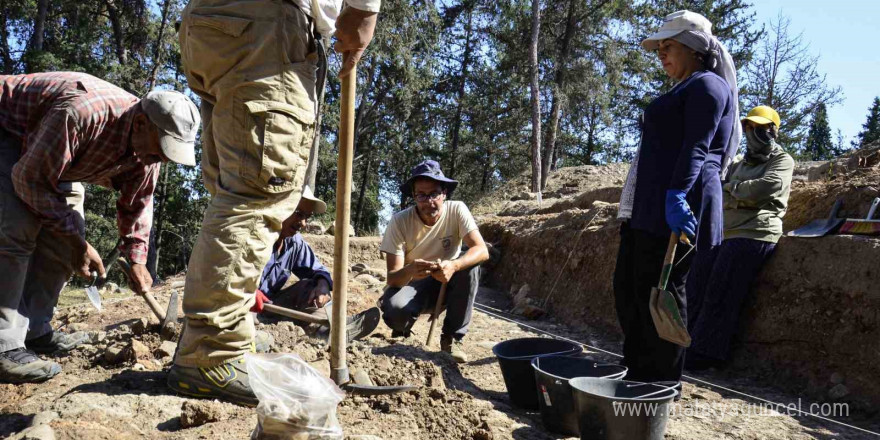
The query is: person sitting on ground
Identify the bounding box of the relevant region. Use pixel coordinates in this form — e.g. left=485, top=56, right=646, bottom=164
left=252, top=186, right=333, bottom=319
left=0, top=72, right=198, bottom=384
left=685, top=105, right=794, bottom=371
left=379, top=160, right=489, bottom=363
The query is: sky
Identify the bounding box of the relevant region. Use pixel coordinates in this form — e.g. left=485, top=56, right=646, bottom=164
left=751, top=0, right=880, bottom=143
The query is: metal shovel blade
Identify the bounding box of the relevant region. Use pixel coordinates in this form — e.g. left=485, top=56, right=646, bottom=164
left=342, top=383, right=418, bottom=396
left=85, top=285, right=102, bottom=312
left=788, top=198, right=845, bottom=237
left=649, top=287, right=691, bottom=347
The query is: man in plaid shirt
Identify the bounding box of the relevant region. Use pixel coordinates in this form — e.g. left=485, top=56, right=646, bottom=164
left=0, top=72, right=199, bottom=384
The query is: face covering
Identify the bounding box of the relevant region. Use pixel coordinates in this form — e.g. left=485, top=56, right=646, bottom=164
left=745, top=126, right=776, bottom=163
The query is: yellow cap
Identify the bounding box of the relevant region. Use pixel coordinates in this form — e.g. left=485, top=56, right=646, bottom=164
left=742, top=105, right=781, bottom=128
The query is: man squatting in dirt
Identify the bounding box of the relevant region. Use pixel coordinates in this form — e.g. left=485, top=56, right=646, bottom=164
left=0, top=72, right=199, bottom=384
left=379, top=160, right=490, bottom=364
left=170, top=0, right=380, bottom=406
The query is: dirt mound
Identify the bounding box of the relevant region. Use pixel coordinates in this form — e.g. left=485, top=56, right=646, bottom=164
left=475, top=145, right=880, bottom=411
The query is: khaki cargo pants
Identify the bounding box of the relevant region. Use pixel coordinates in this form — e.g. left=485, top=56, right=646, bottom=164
left=176, top=0, right=317, bottom=367
left=0, top=141, right=85, bottom=352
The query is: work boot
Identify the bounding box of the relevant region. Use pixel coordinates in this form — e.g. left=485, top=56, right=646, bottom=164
left=167, top=358, right=258, bottom=407
left=391, top=329, right=412, bottom=339
left=254, top=330, right=273, bottom=354
left=26, top=331, right=90, bottom=354
left=0, top=348, right=62, bottom=384
left=440, top=335, right=468, bottom=364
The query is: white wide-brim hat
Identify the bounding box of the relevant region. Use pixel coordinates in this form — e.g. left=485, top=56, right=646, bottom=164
left=299, top=185, right=327, bottom=214
left=641, top=10, right=712, bottom=51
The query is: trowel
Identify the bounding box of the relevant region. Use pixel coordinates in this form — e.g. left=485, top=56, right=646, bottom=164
left=115, top=257, right=179, bottom=339
left=84, top=271, right=103, bottom=312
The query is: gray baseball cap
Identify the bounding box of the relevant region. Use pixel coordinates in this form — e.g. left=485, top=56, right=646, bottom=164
left=140, top=90, right=200, bottom=166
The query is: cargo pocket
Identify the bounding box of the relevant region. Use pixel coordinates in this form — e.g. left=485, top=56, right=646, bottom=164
left=239, top=100, right=315, bottom=194
left=189, top=13, right=251, bottom=37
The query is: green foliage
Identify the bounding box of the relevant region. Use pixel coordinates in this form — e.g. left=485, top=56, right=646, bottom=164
left=802, top=103, right=838, bottom=161
left=855, top=97, right=880, bottom=147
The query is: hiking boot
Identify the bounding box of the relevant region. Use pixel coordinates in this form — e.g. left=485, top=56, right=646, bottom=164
left=167, top=358, right=258, bottom=407
left=0, top=348, right=62, bottom=384
left=440, top=335, right=468, bottom=364
left=26, top=331, right=89, bottom=354
left=254, top=330, right=273, bottom=354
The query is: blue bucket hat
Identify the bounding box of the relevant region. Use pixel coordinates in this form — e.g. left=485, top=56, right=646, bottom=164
left=400, top=160, right=459, bottom=198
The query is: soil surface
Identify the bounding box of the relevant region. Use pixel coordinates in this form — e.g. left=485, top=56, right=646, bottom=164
left=2, top=268, right=877, bottom=439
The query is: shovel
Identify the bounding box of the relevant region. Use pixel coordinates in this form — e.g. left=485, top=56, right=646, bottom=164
left=115, top=257, right=179, bottom=339
left=330, top=58, right=414, bottom=397
left=261, top=302, right=380, bottom=343
left=787, top=198, right=845, bottom=237
left=838, top=197, right=880, bottom=236
left=649, top=233, right=691, bottom=347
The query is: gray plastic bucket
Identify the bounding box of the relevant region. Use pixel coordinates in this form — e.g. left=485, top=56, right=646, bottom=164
left=531, top=356, right=627, bottom=436
left=570, top=377, right=678, bottom=440
left=492, top=338, right=582, bottom=409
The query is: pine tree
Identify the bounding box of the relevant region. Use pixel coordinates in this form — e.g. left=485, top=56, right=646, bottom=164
left=803, top=103, right=837, bottom=160
left=855, top=97, right=880, bottom=147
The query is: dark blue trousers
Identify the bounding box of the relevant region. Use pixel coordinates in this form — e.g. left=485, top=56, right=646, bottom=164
left=686, top=237, right=776, bottom=362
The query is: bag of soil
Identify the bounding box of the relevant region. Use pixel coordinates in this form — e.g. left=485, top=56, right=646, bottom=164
left=245, top=353, right=345, bottom=439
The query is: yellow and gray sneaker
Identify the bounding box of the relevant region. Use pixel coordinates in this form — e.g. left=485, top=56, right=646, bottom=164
left=167, top=358, right=258, bottom=407
left=0, top=348, right=62, bottom=383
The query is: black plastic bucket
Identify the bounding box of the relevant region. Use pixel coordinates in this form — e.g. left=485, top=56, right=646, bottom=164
left=493, top=338, right=582, bottom=409
left=570, top=377, right=678, bottom=440
left=531, top=356, right=627, bottom=436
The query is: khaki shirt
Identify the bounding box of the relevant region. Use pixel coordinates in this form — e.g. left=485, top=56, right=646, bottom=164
left=723, top=147, right=795, bottom=243
left=380, top=201, right=479, bottom=264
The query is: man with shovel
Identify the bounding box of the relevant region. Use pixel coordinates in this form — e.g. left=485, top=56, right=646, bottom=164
left=250, top=186, right=380, bottom=340
left=171, top=0, right=380, bottom=406
left=379, top=160, right=489, bottom=363
left=0, top=72, right=199, bottom=383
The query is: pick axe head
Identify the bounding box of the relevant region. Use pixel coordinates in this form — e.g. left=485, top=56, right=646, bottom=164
left=161, top=290, right=179, bottom=339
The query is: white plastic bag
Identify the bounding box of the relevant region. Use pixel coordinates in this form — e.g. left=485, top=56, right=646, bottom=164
left=245, top=353, right=345, bottom=439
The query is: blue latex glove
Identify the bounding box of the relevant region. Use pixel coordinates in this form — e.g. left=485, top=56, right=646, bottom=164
left=665, top=190, right=697, bottom=239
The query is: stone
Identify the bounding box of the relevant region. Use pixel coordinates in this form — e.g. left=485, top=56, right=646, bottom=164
left=67, top=323, right=89, bottom=332
left=132, top=363, right=146, bottom=371
left=88, top=331, right=107, bottom=344
left=828, top=384, right=849, bottom=400
left=104, top=344, right=128, bottom=364
left=351, top=263, right=368, bottom=273
left=352, top=369, right=374, bottom=386
left=302, top=221, right=327, bottom=235
left=156, top=340, right=177, bottom=358
left=29, top=411, right=58, bottom=427
left=17, top=424, right=55, bottom=440
left=309, top=359, right=331, bottom=378
left=328, top=221, right=356, bottom=237
left=180, top=400, right=225, bottom=428
left=354, top=273, right=381, bottom=286
left=428, top=365, right=445, bottom=390
left=131, top=317, right=149, bottom=335
left=129, top=340, right=152, bottom=361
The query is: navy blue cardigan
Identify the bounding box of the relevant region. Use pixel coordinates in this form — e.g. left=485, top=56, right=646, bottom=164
left=629, top=71, right=735, bottom=251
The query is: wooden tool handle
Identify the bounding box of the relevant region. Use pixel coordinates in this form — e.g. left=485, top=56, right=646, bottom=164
left=263, top=303, right=329, bottom=325
left=657, top=233, right=679, bottom=290
left=116, top=257, right=165, bottom=321
left=425, top=282, right=449, bottom=346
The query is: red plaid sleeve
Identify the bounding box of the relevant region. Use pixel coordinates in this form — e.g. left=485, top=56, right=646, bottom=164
left=10, top=106, right=85, bottom=237
left=113, top=163, right=160, bottom=264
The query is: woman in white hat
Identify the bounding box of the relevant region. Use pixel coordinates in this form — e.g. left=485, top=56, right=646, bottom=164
left=614, top=10, right=740, bottom=384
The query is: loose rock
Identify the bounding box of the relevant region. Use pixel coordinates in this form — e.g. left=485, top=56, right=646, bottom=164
left=156, top=340, right=177, bottom=358
left=180, top=400, right=226, bottom=428
left=129, top=339, right=152, bottom=361
left=131, top=317, right=150, bottom=335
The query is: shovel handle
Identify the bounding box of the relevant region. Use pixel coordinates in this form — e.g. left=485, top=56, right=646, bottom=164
left=657, top=233, right=679, bottom=290
left=425, top=282, right=449, bottom=346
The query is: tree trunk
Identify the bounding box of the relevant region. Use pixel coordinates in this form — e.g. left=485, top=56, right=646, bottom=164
left=0, top=10, right=13, bottom=73
left=32, top=0, right=50, bottom=53
left=146, top=0, right=173, bottom=90
left=448, top=7, right=474, bottom=178
left=353, top=145, right=373, bottom=233
left=540, top=0, right=577, bottom=189
left=528, top=0, right=542, bottom=193
left=147, top=164, right=171, bottom=282
left=105, top=0, right=127, bottom=65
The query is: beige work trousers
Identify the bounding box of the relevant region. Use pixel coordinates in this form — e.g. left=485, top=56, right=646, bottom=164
left=0, top=142, right=85, bottom=352
left=176, top=0, right=317, bottom=367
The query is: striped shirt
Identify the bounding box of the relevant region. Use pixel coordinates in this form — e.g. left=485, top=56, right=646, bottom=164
left=0, top=72, right=159, bottom=264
